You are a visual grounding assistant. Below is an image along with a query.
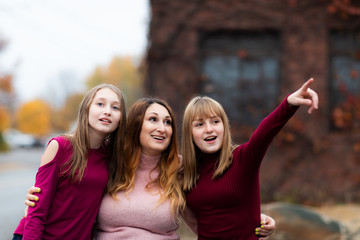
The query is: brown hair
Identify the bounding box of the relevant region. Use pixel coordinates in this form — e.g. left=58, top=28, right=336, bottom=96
left=110, top=98, right=186, bottom=216
left=181, top=96, right=237, bottom=191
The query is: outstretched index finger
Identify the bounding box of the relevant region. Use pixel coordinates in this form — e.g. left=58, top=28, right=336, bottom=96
left=301, top=78, right=314, bottom=92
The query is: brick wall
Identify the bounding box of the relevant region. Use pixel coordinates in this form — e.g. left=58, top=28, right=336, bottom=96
left=145, top=0, right=360, bottom=204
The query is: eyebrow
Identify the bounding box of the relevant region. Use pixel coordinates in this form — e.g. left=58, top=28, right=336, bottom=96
left=146, top=112, right=171, bottom=118
left=94, top=97, right=120, bottom=104
left=146, top=111, right=158, bottom=116
left=193, top=115, right=218, bottom=121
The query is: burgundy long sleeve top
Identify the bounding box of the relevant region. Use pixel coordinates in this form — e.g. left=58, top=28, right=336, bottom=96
left=14, top=136, right=109, bottom=240
left=185, top=97, right=298, bottom=239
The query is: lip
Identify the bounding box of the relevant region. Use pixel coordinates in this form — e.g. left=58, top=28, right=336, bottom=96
left=151, top=135, right=166, bottom=141
left=204, top=135, right=217, bottom=143
left=100, top=118, right=112, bottom=124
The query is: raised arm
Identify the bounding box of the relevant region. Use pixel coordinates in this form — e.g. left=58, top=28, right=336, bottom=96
left=244, top=78, right=319, bottom=166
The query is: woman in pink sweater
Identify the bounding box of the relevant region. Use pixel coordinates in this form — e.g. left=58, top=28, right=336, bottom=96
left=23, top=97, right=275, bottom=239
left=181, top=78, right=319, bottom=239
left=93, top=98, right=185, bottom=239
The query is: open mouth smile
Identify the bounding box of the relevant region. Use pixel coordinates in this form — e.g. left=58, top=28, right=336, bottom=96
left=100, top=118, right=112, bottom=123
left=152, top=135, right=165, bottom=140
left=204, top=136, right=217, bottom=142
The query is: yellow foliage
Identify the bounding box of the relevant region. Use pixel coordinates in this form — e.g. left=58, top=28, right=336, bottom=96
left=86, top=66, right=106, bottom=90
left=51, top=93, right=84, bottom=132
left=50, top=109, right=68, bottom=133
left=85, top=56, right=144, bottom=107
left=16, top=99, right=51, bottom=137
left=0, top=104, right=10, bottom=131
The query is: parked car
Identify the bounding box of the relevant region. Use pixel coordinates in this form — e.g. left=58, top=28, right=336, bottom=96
left=3, top=129, right=40, bottom=149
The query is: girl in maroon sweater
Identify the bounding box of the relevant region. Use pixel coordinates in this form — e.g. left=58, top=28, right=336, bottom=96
left=12, top=84, right=127, bottom=240
left=181, top=78, right=319, bottom=239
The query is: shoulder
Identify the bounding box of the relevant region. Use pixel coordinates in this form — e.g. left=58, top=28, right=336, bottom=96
left=40, top=135, right=72, bottom=167
left=52, top=135, right=71, bottom=146
left=232, top=144, right=241, bottom=153
left=231, top=144, right=243, bottom=160
left=40, top=139, right=60, bottom=167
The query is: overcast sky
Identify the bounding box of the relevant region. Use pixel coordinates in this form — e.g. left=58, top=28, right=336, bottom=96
left=0, top=0, right=149, bottom=104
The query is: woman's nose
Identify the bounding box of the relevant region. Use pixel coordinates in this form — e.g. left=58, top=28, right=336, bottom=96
left=205, top=122, right=213, bottom=133
left=104, top=105, right=112, bottom=116
left=157, top=122, right=165, bottom=132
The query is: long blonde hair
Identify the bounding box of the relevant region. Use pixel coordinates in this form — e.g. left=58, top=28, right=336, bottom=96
left=110, top=98, right=186, bottom=216
left=62, top=84, right=127, bottom=185
left=181, top=96, right=237, bottom=191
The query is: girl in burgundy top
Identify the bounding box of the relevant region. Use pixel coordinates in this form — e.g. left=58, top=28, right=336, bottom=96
left=181, top=78, right=319, bottom=239
left=12, top=84, right=126, bottom=240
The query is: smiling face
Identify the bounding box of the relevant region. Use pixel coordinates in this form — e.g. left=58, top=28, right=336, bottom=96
left=88, top=87, right=122, bottom=139
left=191, top=114, right=224, bottom=154
left=139, top=103, right=173, bottom=156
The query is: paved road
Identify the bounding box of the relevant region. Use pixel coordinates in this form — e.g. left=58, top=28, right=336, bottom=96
left=0, top=148, right=43, bottom=240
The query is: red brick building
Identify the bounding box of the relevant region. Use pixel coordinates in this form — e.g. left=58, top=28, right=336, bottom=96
left=145, top=0, right=360, bottom=204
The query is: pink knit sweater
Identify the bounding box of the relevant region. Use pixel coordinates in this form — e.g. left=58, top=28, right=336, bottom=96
left=94, top=153, right=180, bottom=239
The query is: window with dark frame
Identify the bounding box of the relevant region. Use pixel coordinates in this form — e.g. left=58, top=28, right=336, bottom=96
left=330, top=30, right=360, bottom=131
left=199, top=31, right=281, bottom=128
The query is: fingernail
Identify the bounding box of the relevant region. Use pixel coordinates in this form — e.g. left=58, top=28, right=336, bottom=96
left=261, top=225, right=264, bottom=228
left=31, top=202, right=35, bottom=207
left=36, top=188, right=41, bottom=192
left=255, top=229, right=259, bottom=232
left=35, top=197, right=39, bottom=201
left=255, top=232, right=259, bottom=235
left=261, top=221, right=265, bottom=224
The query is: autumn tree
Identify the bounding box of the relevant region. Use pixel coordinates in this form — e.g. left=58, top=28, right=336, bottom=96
left=0, top=35, right=15, bottom=151
left=0, top=77, right=12, bottom=143
left=51, top=92, right=84, bottom=132
left=86, top=56, right=143, bottom=107
left=16, top=99, right=51, bottom=137
left=0, top=37, right=15, bottom=106
left=0, top=104, right=10, bottom=131
left=0, top=104, right=10, bottom=151
left=86, top=66, right=106, bottom=88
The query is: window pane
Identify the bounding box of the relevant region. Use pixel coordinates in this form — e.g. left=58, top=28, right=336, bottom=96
left=330, top=31, right=360, bottom=130
left=200, top=31, right=280, bottom=126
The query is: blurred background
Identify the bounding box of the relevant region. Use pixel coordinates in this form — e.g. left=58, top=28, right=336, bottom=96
left=1, top=0, right=360, bottom=239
